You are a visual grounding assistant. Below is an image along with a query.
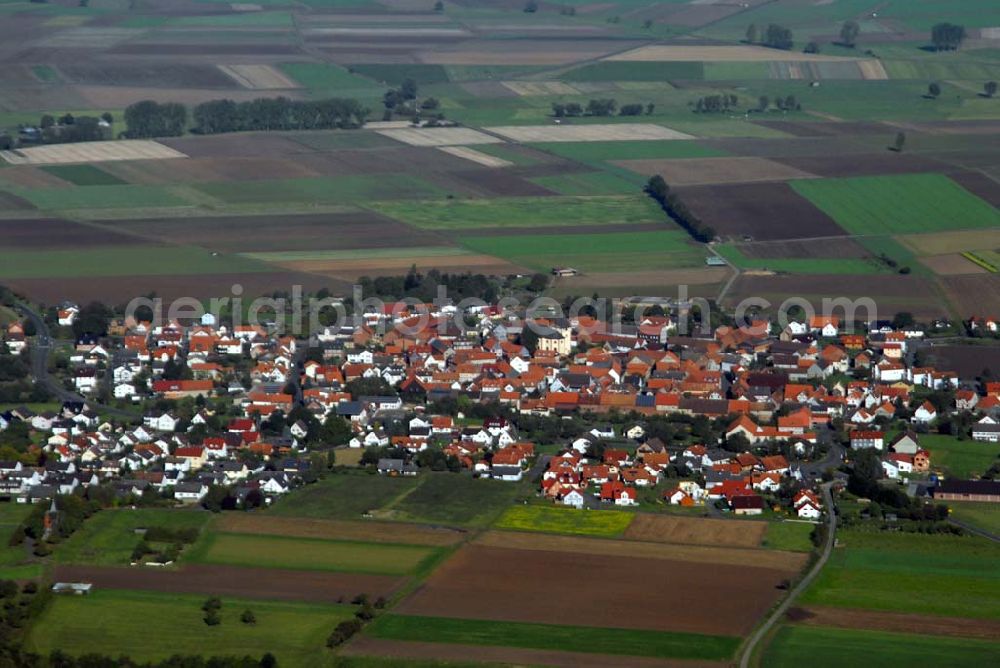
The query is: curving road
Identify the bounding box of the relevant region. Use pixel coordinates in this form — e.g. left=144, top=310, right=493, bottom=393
left=15, top=303, right=138, bottom=421
left=738, top=482, right=837, bottom=668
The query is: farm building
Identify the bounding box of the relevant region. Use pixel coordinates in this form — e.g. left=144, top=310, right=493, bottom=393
left=933, top=480, right=1000, bottom=503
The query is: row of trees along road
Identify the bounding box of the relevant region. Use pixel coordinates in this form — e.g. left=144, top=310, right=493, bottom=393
left=124, top=97, right=368, bottom=138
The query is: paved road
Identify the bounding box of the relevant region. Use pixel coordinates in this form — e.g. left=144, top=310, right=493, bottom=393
left=15, top=303, right=138, bottom=422
left=738, top=482, right=837, bottom=668
left=948, top=517, right=1000, bottom=543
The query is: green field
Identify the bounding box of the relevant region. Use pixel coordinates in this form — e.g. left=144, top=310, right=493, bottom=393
left=279, top=63, right=383, bottom=96
left=762, top=521, right=816, bottom=552
left=458, top=230, right=702, bottom=272
left=25, top=589, right=355, bottom=667
left=39, top=164, right=127, bottom=186
left=54, top=508, right=210, bottom=566
left=762, top=626, right=1000, bottom=667
left=802, top=528, right=1000, bottom=619
left=0, top=503, right=39, bottom=579
left=197, top=175, right=444, bottom=206
left=0, top=246, right=273, bottom=279
left=916, top=433, right=1000, bottom=478
left=792, top=174, right=1000, bottom=235
left=715, top=244, right=887, bottom=274
left=268, top=473, right=422, bottom=520
left=531, top=140, right=726, bottom=162
left=368, top=614, right=740, bottom=661
left=948, top=502, right=1000, bottom=536
left=494, top=505, right=634, bottom=537
left=370, top=195, right=662, bottom=230
left=530, top=171, right=641, bottom=195
left=189, top=533, right=435, bottom=575
left=13, top=184, right=189, bottom=210
left=385, top=474, right=522, bottom=527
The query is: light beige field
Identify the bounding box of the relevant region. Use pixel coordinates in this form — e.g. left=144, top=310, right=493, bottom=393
left=899, top=229, right=1000, bottom=255
left=858, top=59, right=889, bottom=80
left=376, top=126, right=503, bottom=147
left=612, top=156, right=818, bottom=185
left=486, top=123, right=693, bottom=142
left=304, top=27, right=471, bottom=38
left=919, top=253, right=987, bottom=276
left=605, top=45, right=864, bottom=62
left=437, top=145, right=513, bottom=168
left=501, top=81, right=580, bottom=96
left=36, top=27, right=142, bottom=48
left=0, top=140, right=187, bottom=165
left=219, top=64, right=299, bottom=90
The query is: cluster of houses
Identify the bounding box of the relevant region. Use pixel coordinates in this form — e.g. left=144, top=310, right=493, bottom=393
left=2, top=299, right=998, bottom=509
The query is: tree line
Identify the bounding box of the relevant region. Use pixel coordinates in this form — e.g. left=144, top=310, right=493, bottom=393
left=644, top=175, right=716, bottom=243
left=124, top=97, right=369, bottom=138
left=552, top=99, right=654, bottom=118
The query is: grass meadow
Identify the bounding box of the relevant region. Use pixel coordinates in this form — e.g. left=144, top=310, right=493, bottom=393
left=762, top=626, right=1000, bottom=668
left=0, top=246, right=273, bottom=279
left=762, top=521, right=816, bottom=552
left=948, top=502, right=1000, bottom=535
left=370, top=195, right=663, bottom=230
left=54, top=508, right=210, bottom=566
left=187, top=533, right=437, bottom=575
left=915, top=433, right=1000, bottom=478
left=267, top=473, right=422, bottom=520
left=802, top=529, right=1000, bottom=619
left=368, top=614, right=741, bottom=661
left=25, top=589, right=355, bottom=667
left=494, top=505, right=634, bottom=537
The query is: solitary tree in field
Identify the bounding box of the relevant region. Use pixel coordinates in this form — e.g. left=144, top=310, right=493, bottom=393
left=433, top=0, right=443, bottom=11
left=892, top=131, right=906, bottom=152
left=746, top=24, right=758, bottom=44
left=523, top=0, right=537, bottom=13
left=928, top=82, right=941, bottom=98
left=839, top=20, right=860, bottom=47
left=985, top=81, right=998, bottom=98
left=758, top=95, right=769, bottom=111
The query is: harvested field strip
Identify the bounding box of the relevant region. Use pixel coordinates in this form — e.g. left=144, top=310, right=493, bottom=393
left=716, top=244, right=886, bottom=274
left=52, top=564, right=404, bottom=603
left=24, top=589, right=356, bottom=666
left=476, top=531, right=807, bottom=571
left=487, top=124, right=693, bottom=142
left=622, top=514, right=766, bottom=549
left=436, top=145, right=513, bottom=168
left=0, top=246, right=273, bottom=279
left=1, top=140, right=186, bottom=165
left=921, top=253, right=989, bottom=275
left=188, top=533, right=437, bottom=576
left=242, top=247, right=470, bottom=262
left=763, top=626, right=1000, bottom=668
left=606, top=46, right=864, bottom=62
left=900, top=229, right=1000, bottom=255
left=562, top=61, right=704, bottom=82
left=530, top=171, right=640, bottom=195
left=214, top=514, right=465, bottom=547
left=376, top=127, right=502, bottom=147
left=791, top=174, right=1000, bottom=235
left=501, top=81, right=579, bottom=96
left=371, top=195, right=663, bottom=230
left=494, top=505, right=632, bottom=537
left=218, top=64, right=299, bottom=90
left=532, top=140, right=726, bottom=162
left=368, top=615, right=740, bottom=662
left=342, top=636, right=726, bottom=668
left=962, top=251, right=998, bottom=272
left=792, top=606, right=1000, bottom=640
left=612, top=156, right=818, bottom=186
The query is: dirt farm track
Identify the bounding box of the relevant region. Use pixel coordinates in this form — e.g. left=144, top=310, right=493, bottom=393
left=395, top=544, right=798, bottom=636
left=53, top=564, right=404, bottom=603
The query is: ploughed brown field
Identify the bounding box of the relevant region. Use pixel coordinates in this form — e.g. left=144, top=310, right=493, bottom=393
left=739, top=237, right=869, bottom=260
left=938, top=275, right=1000, bottom=320
left=395, top=543, right=799, bottom=635
left=677, top=182, right=846, bottom=241
left=0, top=218, right=152, bottom=250
left=924, top=343, right=1000, bottom=378
left=53, top=564, right=404, bottom=603
left=771, top=153, right=953, bottom=178
left=750, top=120, right=895, bottom=138
left=5, top=271, right=346, bottom=305
left=215, top=514, right=467, bottom=547
left=789, top=606, right=1000, bottom=640
left=623, top=514, right=767, bottom=549
left=101, top=212, right=445, bottom=253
